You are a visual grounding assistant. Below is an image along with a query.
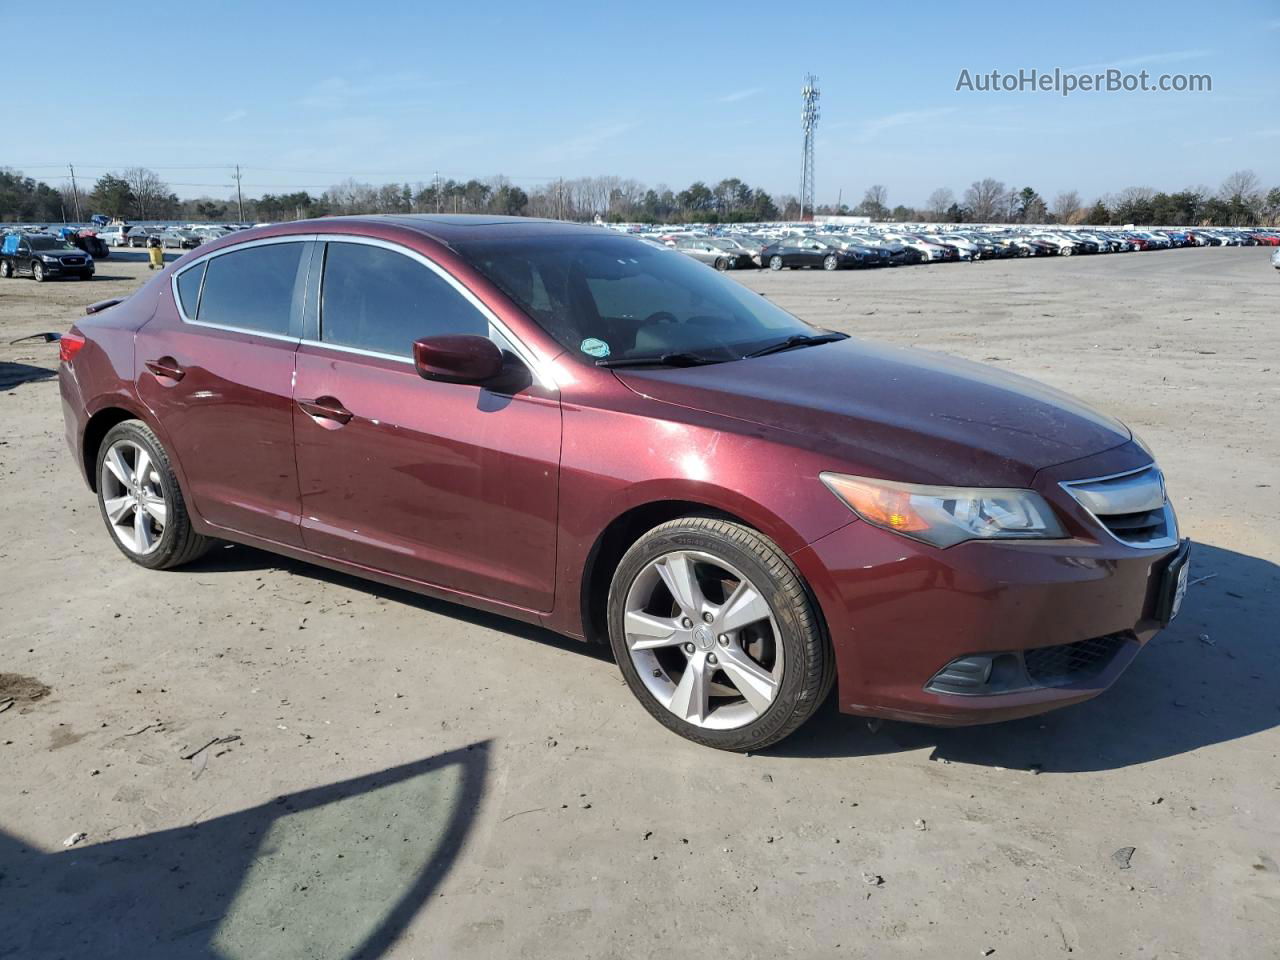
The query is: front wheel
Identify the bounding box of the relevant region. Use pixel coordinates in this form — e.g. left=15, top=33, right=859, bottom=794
left=823, top=254, right=838, bottom=271
left=607, top=517, right=832, bottom=752
left=32, top=261, right=45, bottom=282
left=96, top=420, right=213, bottom=570
left=769, top=255, right=783, bottom=271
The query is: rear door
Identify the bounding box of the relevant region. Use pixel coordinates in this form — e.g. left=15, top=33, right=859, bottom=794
left=135, top=237, right=311, bottom=546
left=291, top=238, right=561, bottom=611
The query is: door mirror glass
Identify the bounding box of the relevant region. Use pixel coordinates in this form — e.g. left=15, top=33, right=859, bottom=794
left=413, top=335, right=503, bottom=385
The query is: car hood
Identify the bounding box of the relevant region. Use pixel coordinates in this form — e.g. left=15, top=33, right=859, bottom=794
left=612, top=338, right=1131, bottom=487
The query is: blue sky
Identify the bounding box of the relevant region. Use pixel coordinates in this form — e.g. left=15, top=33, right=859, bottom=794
left=6, top=0, right=1278, bottom=206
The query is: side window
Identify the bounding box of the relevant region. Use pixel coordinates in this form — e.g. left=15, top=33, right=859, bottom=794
left=320, top=242, right=488, bottom=357
left=175, top=261, right=205, bottom=318
left=197, top=242, right=304, bottom=336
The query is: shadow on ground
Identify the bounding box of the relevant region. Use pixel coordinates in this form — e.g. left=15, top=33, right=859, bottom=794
left=775, top=541, right=1280, bottom=770
left=0, top=361, right=55, bottom=391
left=187, top=541, right=1276, bottom=773
left=0, top=744, right=490, bottom=960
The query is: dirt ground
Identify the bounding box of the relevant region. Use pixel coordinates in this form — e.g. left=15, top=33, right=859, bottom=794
left=1, top=245, right=1277, bottom=960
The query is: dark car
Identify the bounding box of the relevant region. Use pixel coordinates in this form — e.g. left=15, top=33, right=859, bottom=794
left=0, top=233, right=95, bottom=281
left=58, top=215, right=1188, bottom=751
left=759, top=238, right=861, bottom=270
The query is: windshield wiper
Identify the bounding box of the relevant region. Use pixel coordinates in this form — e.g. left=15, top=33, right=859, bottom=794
left=742, top=332, right=848, bottom=359
left=597, top=352, right=726, bottom=368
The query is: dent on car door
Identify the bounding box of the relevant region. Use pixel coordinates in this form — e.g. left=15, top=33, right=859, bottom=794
left=292, top=239, right=561, bottom=612
left=135, top=238, right=312, bottom=546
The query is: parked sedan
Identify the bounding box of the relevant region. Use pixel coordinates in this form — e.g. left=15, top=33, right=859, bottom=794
left=673, top=237, right=752, bottom=270
left=759, top=239, right=861, bottom=270
left=59, top=215, right=1188, bottom=751
left=158, top=229, right=202, bottom=250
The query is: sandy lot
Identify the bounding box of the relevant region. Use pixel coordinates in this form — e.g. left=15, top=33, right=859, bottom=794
left=1, top=245, right=1277, bottom=960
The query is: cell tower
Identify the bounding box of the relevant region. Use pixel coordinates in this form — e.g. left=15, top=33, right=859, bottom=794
left=799, top=74, right=820, bottom=220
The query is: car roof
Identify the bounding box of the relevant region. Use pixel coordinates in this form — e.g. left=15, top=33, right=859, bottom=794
left=327, top=214, right=605, bottom=245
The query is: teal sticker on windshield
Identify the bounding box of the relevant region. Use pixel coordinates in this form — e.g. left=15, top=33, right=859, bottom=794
left=580, top=337, right=611, bottom=358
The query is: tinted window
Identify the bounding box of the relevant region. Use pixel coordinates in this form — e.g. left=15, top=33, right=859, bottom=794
left=197, top=242, right=303, bottom=336
left=176, top=261, right=204, bottom=317
left=456, top=233, right=811, bottom=363
left=320, top=242, right=488, bottom=357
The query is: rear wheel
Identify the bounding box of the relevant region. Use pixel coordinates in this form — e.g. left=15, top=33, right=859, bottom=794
left=769, top=255, right=783, bottom=271
left=0, top=260, right=12, bottom=278
left=96, top=420, right=212, bottom=570
left=607, top=517, right=832, bottom=752
left=714, top=257, right=728, bottom=271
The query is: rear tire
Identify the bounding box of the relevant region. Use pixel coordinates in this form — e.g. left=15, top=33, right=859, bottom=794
left=607, top=517, right=832, bottom=752
left=96, top=420, right=213, bottom=570
left=0, top=260, right=12, bottom=278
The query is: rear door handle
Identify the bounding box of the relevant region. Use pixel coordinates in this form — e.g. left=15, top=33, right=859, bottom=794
left=297, top=396, right=353, bottom=425
left=144, top=357, right=185, bottom=382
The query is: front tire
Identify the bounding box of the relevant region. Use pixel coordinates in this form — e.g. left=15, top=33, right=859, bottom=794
left=96, top=420, right=212, bottom=570
left=32, top=261, right=45, bottom=282
left=823, top=254, right=838, bottom=271
left=607, top=517, right=832, bottom=752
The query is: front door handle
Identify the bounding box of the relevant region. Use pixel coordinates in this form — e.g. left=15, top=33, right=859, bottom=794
left=144, top=357, right=185, bottom=382
left=297, top=396, right=353, bottom=425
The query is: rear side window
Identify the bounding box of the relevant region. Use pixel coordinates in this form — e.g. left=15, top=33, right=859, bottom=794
left=320, top=242, right=488, bottom=357
left=176, top=261, right=204, bottom=317
left=196, top=242, right=304, bottom=336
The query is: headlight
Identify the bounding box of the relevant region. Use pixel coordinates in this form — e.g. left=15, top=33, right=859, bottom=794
left=40, top=254, right=58, bottom=262
left=820, top=472, right=1066, bottom=548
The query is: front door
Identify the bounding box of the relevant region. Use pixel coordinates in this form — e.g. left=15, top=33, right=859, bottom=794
left=292, top=239, right=561, bottom=612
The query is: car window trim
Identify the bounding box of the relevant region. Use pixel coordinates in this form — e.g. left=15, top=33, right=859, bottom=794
left=304, top=234, right=555, bottom=390
left=170, top=235, right=311, bottom=342
left=170, top=232, right=554, bottom=389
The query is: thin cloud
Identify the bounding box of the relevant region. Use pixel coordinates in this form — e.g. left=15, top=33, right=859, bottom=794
left=221, top=109, right=248, bottom=123
left=857, top=107, right=956, bottom=142
left=1065, top=49, right=1214, bottom=72
left=717, top=88, right=761, bottom=103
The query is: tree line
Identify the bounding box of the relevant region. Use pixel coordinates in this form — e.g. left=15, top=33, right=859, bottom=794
left=3, top=165, right=1277, bottom=227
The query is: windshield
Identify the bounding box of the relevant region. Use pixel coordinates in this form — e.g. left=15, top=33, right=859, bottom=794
left=455, top=233, right=815, bottom=363
left=29, top=236, right=76, bottom=251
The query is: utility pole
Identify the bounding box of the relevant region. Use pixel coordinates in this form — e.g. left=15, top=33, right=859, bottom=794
left=68, top=164, right=83, bottom=222
left=433, top=171, right=441, bottom=213
left=233, top=165, right=245, bottom=222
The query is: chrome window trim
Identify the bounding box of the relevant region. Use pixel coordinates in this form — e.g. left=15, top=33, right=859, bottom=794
left=170, top=234, right=313, bottom=341
left=1060, top=464, right=1179, bottom=550
left=309, top=234, right=556, bottom=391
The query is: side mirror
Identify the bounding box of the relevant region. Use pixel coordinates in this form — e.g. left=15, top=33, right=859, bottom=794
left=413, top=335, right=504, bottom=385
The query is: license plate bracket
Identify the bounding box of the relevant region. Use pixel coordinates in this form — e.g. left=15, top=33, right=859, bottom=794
left=1154, top=539, right=1191, bottom=627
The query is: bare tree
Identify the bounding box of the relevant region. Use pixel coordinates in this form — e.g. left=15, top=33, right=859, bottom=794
left=926, top=188, right=954, bottom=220
left=1219, top=169, right=1261, bottom=204
left=962, top=178, right=1006, bottom=222
left=1052, top=190, right=1081, bottom=224
left=122, top=167, right=170, bottom=219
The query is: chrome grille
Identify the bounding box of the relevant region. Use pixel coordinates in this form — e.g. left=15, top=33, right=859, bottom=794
left=1061, top=465, right=1177, bottom=548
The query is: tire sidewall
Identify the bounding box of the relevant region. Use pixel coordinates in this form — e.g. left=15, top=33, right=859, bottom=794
left=769, top=256, right=783, bottom=270
left=607, top=520, right=820, bottom=751
left=95, top=422, right=184, bottom=569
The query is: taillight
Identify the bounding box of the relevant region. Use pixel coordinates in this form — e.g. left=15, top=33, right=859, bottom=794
left=59, top=332, right=87, bottom=364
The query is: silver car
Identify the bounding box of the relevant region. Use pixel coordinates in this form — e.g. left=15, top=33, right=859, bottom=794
left=1271, top=248, right=1280, bottom=270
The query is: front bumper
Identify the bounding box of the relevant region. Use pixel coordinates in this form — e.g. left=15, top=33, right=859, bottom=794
left=791, top=455, right=1183, bottom=726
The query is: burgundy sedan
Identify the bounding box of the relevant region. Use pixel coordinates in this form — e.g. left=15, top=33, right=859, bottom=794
left=58, top=216, right=1189, bottom=751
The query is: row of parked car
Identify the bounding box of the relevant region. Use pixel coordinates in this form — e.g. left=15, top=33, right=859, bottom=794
left=95, top=223, right=253, bottom=249
left=644, top=225, right=1280, bottom=271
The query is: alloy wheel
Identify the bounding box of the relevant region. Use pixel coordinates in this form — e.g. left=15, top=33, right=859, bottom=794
left=623, top=550, right=783, bottom=730
left=99, top=439, right=168, bottom=555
